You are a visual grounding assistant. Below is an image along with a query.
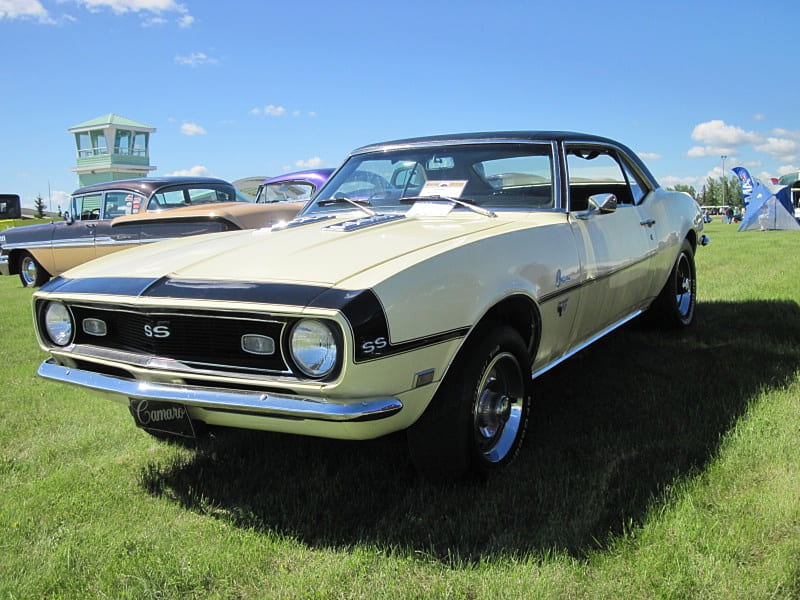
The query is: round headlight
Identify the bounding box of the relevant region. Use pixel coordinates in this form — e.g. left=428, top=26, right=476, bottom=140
left=289, top=319, right=338, bottom=378
left=44, top=302, right=74, bottom=346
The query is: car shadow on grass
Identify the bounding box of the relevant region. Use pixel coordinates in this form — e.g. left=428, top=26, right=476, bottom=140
left=140, top=300, right=800, bottom=563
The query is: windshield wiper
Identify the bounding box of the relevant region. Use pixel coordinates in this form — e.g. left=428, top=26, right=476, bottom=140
left=316, top=196, right=375, bottom=217
left=400, top=195, right=496, bottom=218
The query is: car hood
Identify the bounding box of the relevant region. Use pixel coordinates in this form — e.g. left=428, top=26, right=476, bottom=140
left=61, top=212, right=511, bottom=287
left=110, top=201, right=302, bottom=225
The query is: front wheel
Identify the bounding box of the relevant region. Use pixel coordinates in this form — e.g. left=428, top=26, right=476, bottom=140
left=407, top=324, right=531, bottom=481
left=18, top=252, right=51, bottom=288
left=651, top=239, right=696, bottom=328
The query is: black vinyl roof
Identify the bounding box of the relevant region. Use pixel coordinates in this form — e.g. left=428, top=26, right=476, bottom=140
left=351, top=131, right=658, bottom=188
left=352, top=131, right=621, bottom=153
left=72, top=176, right=233, bottom=197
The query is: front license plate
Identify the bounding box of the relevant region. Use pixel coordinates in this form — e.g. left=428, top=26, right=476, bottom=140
left=129, top=399, right=196, bottom=438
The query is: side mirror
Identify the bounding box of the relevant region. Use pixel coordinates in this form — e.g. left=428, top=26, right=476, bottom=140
left=588, top=193, right=617, bottom=214
left=63, top=211, right=74, bottom=224
left=576, top=193, right=617, bottom=219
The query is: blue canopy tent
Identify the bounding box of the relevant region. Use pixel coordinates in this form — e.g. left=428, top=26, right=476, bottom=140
left=737, top=182, right=800, bottom=231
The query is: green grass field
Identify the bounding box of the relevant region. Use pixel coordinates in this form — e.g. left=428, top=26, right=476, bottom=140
left=1, top=220, right=798, bottom=598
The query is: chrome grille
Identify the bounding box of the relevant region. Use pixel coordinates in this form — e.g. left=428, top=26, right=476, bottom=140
left=69, top=304, right=289, bottom=375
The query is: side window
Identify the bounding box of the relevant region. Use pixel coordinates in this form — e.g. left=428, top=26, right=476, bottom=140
left=619, top=159, right=648, bottom=205
left=147, top=186, right=235, bottom=211
left=261, top=182, right=315, bottom=203
left=473, top=154, right=553, bottom=208
left=72, top=194, right=103, bottom=220
left=104, top=192, right=145, bottom=218
left=566, top=146, right=633, bottom=211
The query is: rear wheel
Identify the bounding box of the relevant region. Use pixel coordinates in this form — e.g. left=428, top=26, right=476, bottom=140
left=651, top=239, right=696, bottom=328
left=18, top=252, right=51, bottom=288
left=407, top=324, right=531, bottom=481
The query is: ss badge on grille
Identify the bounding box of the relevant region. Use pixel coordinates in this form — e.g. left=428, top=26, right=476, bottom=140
left=143, top=321, right=171, bottom=338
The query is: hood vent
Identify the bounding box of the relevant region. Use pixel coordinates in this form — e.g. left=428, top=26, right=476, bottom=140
left=323, top=213, right=404, bottom=232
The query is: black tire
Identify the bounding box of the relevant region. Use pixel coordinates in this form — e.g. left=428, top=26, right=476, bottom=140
left=651, top=239, right=696, bottom=328
left=18, top=252, right=51, bottom=288
left=407, top=324, right=531, bottom=481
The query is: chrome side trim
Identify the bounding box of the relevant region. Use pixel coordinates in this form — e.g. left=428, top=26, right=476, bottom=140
left=2, top=240, right=55, bottom=251
left=38, top=360, right=402, bottom=422
left=531, top=310, right=642, bottom=379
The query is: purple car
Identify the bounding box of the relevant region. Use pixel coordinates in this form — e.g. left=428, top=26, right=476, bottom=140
left=254, top=169, right=334, bottom=205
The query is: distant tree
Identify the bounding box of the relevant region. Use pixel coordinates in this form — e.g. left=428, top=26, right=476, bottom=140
left=697, top=175, right=742, bottom=207
left=34, top=195, right=46, bottom=218
left=668, top=184, right=697, bottom=197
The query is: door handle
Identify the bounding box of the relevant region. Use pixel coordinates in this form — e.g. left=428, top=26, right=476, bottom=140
left=640, top=218, right=656, bottom=227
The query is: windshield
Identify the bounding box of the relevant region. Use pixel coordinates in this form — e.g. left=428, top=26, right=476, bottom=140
left=302, top=143, right=554, bottom=216
left=255, top=181, right=316, bottom=204
left=146, top=185, right=239, bottom=211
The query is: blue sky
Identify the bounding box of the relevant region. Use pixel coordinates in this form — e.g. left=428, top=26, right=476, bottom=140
left=1, top=0, right=799, bottom=211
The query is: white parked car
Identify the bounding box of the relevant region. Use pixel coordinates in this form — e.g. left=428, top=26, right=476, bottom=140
left=32, top=131, right=708, bottom=480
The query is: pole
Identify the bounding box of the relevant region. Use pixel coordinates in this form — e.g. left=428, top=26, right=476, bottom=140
left=721, top=155, right=727, bottom=209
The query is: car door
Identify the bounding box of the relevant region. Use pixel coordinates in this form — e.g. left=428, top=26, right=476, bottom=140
left=564, top=144, right=658, bottom=344
left=52, top=192, right=103, bottom=274
left=94, top=191, right=144, bottom=259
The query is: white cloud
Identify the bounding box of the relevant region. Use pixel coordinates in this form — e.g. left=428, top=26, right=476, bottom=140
left=174, top=52, right=218, bottom=67
left=295, top=157, right=323, bottom=168
left=692, top=120, right=761, bottom=147
left=777, top=165, right=799, bottom=176
left=74, top=0, right=193, bottom=26
left=688, top=120, right=762, bottom=158
left=180, top=122, right=206, bottom=136
left=638, top=152, right=661, bottom=160
left=141, top=15, right=165, bottom=25
left=0, top=0, right=54, bottom=23
left=660, top=175, right=700, bottom=188
left=772, top=128, right=800, bottom=140
left=753, top=113, right=765, bottom=121
left=754, top=137, right=798, bottom=163
left=166, top=165, right=211, bottom=177
left=687, top=145, right=737, bottom=159
left=263, top=104, right=286, bottom=117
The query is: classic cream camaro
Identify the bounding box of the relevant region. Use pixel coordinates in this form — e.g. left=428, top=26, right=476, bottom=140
left=32, top=132, right=708, bottom=480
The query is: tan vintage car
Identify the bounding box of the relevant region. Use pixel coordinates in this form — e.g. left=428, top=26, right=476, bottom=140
left=32, top=131, right=708, bottom=480
left=0, top=176, right=308, bottom=287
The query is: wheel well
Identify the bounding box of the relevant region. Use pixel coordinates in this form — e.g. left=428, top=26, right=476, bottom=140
left=686, top=228, right=697, bottom=251
left=475, top=295, right=541, bottom=359
left=8, top=249, right=24, bottom=275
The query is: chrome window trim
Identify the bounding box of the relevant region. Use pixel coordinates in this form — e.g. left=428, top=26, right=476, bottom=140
left=561, top=139, right=658, bottom=193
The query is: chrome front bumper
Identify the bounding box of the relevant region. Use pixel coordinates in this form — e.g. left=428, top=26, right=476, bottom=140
left=0, top=253, right=9, bottom=277
left=38, top=360, right=403, bottom=422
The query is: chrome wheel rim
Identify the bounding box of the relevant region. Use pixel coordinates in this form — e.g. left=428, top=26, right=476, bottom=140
left=675, top=253, right=694, bottom=318
left=21, top=257, right=37, bottom=286
left=473, top=352, right=524, bottom=463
